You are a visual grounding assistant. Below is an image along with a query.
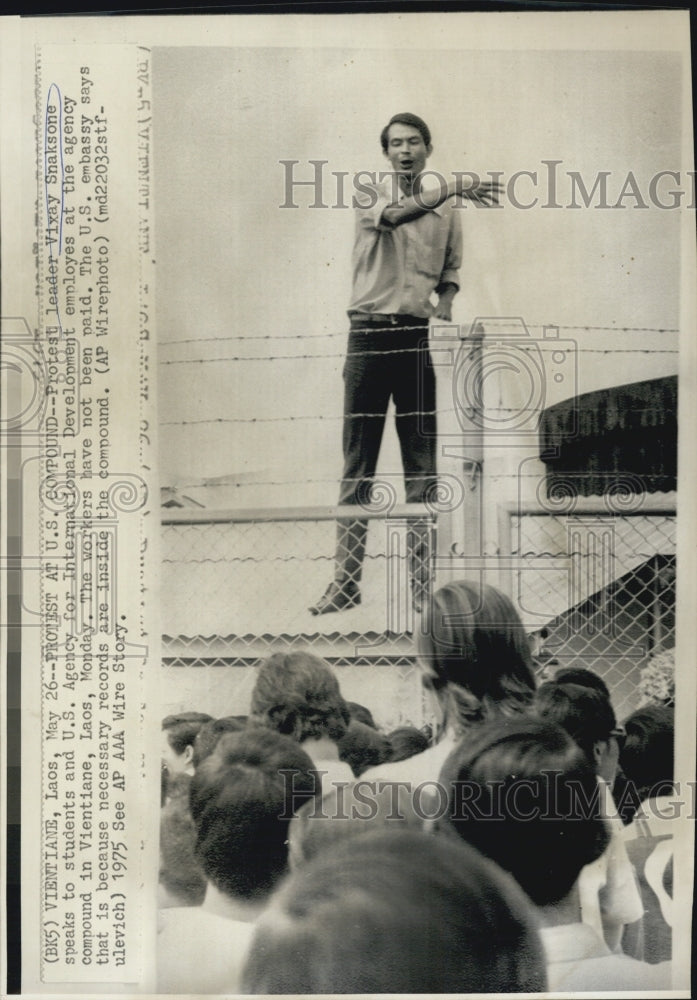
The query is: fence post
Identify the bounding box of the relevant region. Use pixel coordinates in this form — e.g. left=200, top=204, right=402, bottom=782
left=439, top=321, right=485, bottom=585
left=497, top=504, right=514, bottom=600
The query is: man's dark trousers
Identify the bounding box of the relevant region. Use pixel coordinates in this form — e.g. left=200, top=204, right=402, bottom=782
left=334, top=313, right=437, bottom=597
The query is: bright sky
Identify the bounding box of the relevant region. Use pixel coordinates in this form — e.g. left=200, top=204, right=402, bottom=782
left=153, top=40, right=683, bottom=503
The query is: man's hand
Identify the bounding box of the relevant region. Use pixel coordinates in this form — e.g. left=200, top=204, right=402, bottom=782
left=434, top=302, right=453, bottom=321
left=454, top=175, right=503, bottom=206
left=434, top=285, right=457, bottom=321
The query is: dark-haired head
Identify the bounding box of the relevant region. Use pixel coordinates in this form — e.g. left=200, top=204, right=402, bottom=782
left=345, top=701, right=377, bottom=729
left=242, top=828, right=546, bottom=994
left=162, top=711, right=214, bottom=776
left=337, top=720, right=392, bottom=777
left=192, top=715, right=249, bottom=769
left=418, top=580, right=536, bottom=729
left=533, top=681, right=619, bottom=783
left=380, top=112, right=432, bottom=154
left=190, top=728, right=319, bottom=901
left=288, top=780, right=424, bottom=870
left=439, top=716, right=610, bottom=906
left=251, top=651, right=350, bottom=744
left=162, top=712, right=214, bottom=752
left=621, top=704, right=674, bottom=803
left=553, top=666, right=610, bottom=700
left=387, top=726, right=430, bottom=763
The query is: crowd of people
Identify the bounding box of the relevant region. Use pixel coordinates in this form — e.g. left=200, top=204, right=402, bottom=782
left=158, top=579, right=676, bottom=994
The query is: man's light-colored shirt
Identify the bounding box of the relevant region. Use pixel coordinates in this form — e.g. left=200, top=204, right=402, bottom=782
left=622, top=795, right=677, bottom=964
left=348, top=178, right=462, bottom=318
left=578, top=776, right=644, bottom=951
left=157, top=906, right=255, bottom=994
left=541, top=922, right=671, bottom=992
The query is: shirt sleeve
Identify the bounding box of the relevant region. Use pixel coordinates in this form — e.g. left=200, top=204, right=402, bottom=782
left=439, top=205, right=463, bottom=289
left=353, top=182, right=398, bottom=232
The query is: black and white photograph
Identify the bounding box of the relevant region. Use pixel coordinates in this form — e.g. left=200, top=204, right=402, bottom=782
left=1, top=8, right=695, bottom=997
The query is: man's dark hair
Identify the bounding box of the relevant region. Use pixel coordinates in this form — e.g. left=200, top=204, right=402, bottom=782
left=288, top=782, right=424, bottom=870
left=439, top=717, right=609, bottom=907
left=192, top=715, right=250, bottom=769
left=337, top=719, right=392, bottom=777
left=387, top=725, right=429, bottom=763
left=162, top=712, right=214, bottom=755
left=533, top=681, right=616, bottom=764
left=380, top=112, right=432, bottom=153
left=553, top=666, right=610, bottom=700
left=621, top=704, right=674, bottom=796
left=190, top=728, right=319, bottom=900
left=242, top=829, right=547, bottom=994
left=345, top=701, right=377, bottom=729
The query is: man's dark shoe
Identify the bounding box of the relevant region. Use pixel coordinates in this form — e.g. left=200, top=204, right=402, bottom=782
left=309, top=580, right=361, bottom=615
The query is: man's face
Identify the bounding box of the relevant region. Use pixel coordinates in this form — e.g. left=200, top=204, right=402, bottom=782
left=161, top=731, right=191, bottom=776
left=595, top=735, right=621, bottom=788
left=384, top=122, right=431, bottom=182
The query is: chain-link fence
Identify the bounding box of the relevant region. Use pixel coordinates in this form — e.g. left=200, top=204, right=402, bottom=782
left=502, top=502, right=676, bottom=720
left=160, top=507, right=437, bottom=729
left=161, top=506, right=435, bottom=658
left=161, top=499, right=675, bottom=725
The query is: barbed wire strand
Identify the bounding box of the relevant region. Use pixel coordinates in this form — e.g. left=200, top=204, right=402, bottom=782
left=160, top=346, right=679, bottom=365
left=160, top=322, right=679, bottom=346
left=161, top=403, right=677, bottom=426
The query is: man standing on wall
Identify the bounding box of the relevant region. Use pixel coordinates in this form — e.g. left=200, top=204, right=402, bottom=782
left=310, top=112, right=499, bottom=615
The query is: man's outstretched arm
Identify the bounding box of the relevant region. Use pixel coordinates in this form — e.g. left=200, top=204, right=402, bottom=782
left=381, top=175, right=501, bottom=227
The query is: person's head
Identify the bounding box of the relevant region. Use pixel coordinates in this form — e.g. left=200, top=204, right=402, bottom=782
left=387, top=725, right=430, bottom=763
left=418, top=580, right=536, bottom=729
left=621, top=704, right=675, bottom=803
left=162, top=712, right=214, bottom=776
left=553, top=666, right=610, bottom=700
left=533, top=681, right=622, bottom=786
left=190, top=728, right=319, bottom=901
left=288, top=780, right=425, bottom=870
left=345, top=701, right=377, bottom=729
left=242, top=828, right=546, bottom=994
left=380, top=113, right=432, bottom=183
left=439, top=717, right=610, bottom=907
left=192, top=715, right=249, bottom=769
left=250, top=651, right=350, bottom=745
left=337, top=720, right=393, bottom=777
